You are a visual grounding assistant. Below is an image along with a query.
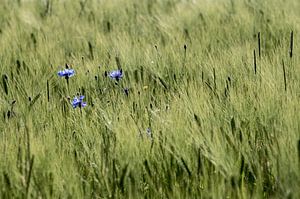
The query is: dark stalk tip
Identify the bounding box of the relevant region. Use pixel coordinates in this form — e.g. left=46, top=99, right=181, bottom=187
left=282, top=59, right=287, bottom=91
left=253, top=50, right=257, bottom=75
left=290, top=31, right=294, bottom=58
left=258, top=32, right=261, bottom=58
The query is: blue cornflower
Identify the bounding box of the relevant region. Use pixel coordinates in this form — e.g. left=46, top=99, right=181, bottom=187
left=58, top=69, right=75, bottom=78
left=109, top=69, right=123, bottom=81
left=72, top=95, right=87, bottom=109
left=146, top=128, right=152, bottom=139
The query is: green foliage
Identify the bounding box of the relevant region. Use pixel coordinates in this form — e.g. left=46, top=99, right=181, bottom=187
left=0, top=0, right=299, bottom=198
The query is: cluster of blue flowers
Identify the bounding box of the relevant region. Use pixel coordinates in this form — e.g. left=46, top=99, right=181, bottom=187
left=58, top=68, right=124, bottom=109
left=57, top=69, right=75, bottom=78
left=109, top=69, right=123, bottom=81
left=57, top=67, right=150, bottom=137
left=71, top=95, right=87, bottom=108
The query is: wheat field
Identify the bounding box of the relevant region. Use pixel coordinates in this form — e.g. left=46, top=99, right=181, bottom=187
left=0, top=0, right=300, bottom=198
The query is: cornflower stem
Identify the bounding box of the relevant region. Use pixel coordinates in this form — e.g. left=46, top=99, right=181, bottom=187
left=66, top=76, right=69, bottom=92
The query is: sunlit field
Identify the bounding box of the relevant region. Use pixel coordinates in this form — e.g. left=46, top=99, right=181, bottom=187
left=0, top=0, right=300, bottom=198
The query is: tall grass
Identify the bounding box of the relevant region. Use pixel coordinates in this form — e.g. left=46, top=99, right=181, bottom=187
left=0, top=0, right=299, bottom=198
